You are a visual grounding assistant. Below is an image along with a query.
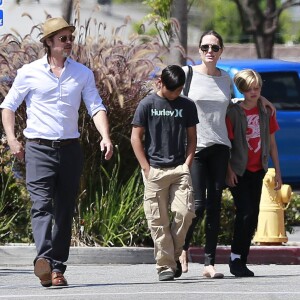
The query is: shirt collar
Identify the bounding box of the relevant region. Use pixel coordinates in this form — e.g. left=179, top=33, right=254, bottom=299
left=42, top=55, right=72, bottom=69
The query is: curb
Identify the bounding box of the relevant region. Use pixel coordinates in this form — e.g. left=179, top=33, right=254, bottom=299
left=189, top=245, right=300, bottom=265
left=1, top=244, right=299, bottom=266
left=0, top=245, right=155, bottom=266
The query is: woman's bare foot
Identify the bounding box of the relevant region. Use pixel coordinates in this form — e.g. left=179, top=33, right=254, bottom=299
left=203, top=265, right=224, bottom=279
left=179, top=250, right=188, bottom=273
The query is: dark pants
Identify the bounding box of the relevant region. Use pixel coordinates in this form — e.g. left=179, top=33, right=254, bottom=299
left=183, top=144, right=230, bottom=266
left=25, top=141, right=83, bottom=273
left=229, top=169, right=265, bottom=263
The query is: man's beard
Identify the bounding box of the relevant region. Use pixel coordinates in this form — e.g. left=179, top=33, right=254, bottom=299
left=62, top=50, right=71, bottom=58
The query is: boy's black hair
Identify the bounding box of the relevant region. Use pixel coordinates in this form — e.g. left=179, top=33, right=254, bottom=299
left=161, top=65, right=186, bottom=91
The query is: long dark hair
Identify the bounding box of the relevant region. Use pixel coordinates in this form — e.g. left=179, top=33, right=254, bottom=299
left=199, top=30, right=224, bottom=49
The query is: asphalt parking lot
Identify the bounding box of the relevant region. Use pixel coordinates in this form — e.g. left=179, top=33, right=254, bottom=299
left=1, top=263, right=300, bottom=300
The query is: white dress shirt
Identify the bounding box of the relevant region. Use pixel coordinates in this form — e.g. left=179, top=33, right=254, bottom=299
left=0, top=55, right=106, bottom=139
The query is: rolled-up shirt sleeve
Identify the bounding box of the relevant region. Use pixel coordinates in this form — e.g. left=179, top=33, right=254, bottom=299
left=0, top=67, right=29, bottom=111
left=82, top=70, right=107, bottom=117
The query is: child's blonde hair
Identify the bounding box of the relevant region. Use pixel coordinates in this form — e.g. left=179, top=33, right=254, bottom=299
left=234, top=69, right=262, bottom=93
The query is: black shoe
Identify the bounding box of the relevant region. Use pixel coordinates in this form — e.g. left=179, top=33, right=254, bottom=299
left=229, top=258, right=246, bottom=277
left=174, top=260, right=182, bottom=278
left=229, top=258, right=255, bottom=277
left=158, top=269, right=175, bottom=281
left=243, top=265, right=254, bottom=277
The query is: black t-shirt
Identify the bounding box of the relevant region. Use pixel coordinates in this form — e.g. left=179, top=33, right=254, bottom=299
left=132, top=92, right=199, bottom=167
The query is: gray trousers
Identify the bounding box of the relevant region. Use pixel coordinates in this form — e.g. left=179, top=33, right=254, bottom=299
left=25, top=140, right=83, bottom=273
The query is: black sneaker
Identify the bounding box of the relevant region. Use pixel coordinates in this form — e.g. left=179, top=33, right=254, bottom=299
left=229, top=258, right=246, bottom=277
left=243, top=265, right=254, bottom=277
left=174, top=260, right=182, bottom=278
left=229, top=258, right=255, bottom=277
left=158, top=268, right=175, bottom=281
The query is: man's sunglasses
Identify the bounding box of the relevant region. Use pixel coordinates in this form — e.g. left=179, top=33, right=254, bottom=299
left=200, top=44, right=221, bottom=52
left=58, top=35, right=75, bottom=43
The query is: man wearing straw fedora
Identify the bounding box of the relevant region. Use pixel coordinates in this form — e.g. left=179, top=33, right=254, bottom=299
left=0, top=17, right=113, bottom=287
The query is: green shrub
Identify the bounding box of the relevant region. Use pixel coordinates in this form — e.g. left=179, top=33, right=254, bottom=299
left=72, top=149, right=149, bottom=247
left=0, top=140, right=32, bottom=244
left=285, top=192, right=300, bottom=230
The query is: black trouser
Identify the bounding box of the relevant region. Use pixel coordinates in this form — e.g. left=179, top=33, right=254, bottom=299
left=229, top=169, right=265, bottom=263
left=183, top=144, right=230, bottom=266
left=25, top=140, right=83, bottom=273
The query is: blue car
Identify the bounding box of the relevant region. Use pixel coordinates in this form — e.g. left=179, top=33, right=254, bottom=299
left=216, top=59, right=300, bottom=184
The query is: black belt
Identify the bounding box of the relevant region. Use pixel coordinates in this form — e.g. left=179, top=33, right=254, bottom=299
left=27, top=138, right=78, bottom=148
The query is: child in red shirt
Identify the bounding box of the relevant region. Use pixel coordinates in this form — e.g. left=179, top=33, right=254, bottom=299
left=226, top=69, right=282, bottom=277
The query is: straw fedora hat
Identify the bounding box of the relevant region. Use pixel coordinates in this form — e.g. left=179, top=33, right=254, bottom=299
left=40, top=17, right=75, bottom=43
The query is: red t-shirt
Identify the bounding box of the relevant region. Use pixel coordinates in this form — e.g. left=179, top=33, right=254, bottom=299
left=226, top=106, right=279, bottom=171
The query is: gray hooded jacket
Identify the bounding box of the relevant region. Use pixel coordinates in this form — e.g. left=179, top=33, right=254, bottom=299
left=226, top=100, right=271, bottom=176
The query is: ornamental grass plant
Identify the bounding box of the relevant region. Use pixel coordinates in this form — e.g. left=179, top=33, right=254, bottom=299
left=0, top=2, right=165, bottom=246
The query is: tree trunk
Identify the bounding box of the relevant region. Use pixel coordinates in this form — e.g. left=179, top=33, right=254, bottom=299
left=250, top=32, right=275, bottom=59
left=232, top=0, right=300, bottom=59
left=261, top=0, right=276, bottom=58
left=62, top=0, right=73, bottom=24
left=168, top=0, right=188, bottom=66
left=233, top=0, right=280, bottom=58
left=254, top=33, right=274, bottom=58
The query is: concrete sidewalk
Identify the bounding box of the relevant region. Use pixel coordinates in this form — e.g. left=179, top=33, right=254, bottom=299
left=1, top=228, right=299, bottom=266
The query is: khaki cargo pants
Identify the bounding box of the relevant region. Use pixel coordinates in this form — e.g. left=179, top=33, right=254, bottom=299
left=143, top=163, right=195, bottom=273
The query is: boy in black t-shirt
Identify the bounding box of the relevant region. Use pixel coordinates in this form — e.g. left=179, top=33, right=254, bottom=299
left=131, top=65, right=199, bottom=281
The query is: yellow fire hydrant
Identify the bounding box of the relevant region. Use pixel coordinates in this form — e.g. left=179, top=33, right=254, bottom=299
left=253, top=168, right=292, bottom=245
